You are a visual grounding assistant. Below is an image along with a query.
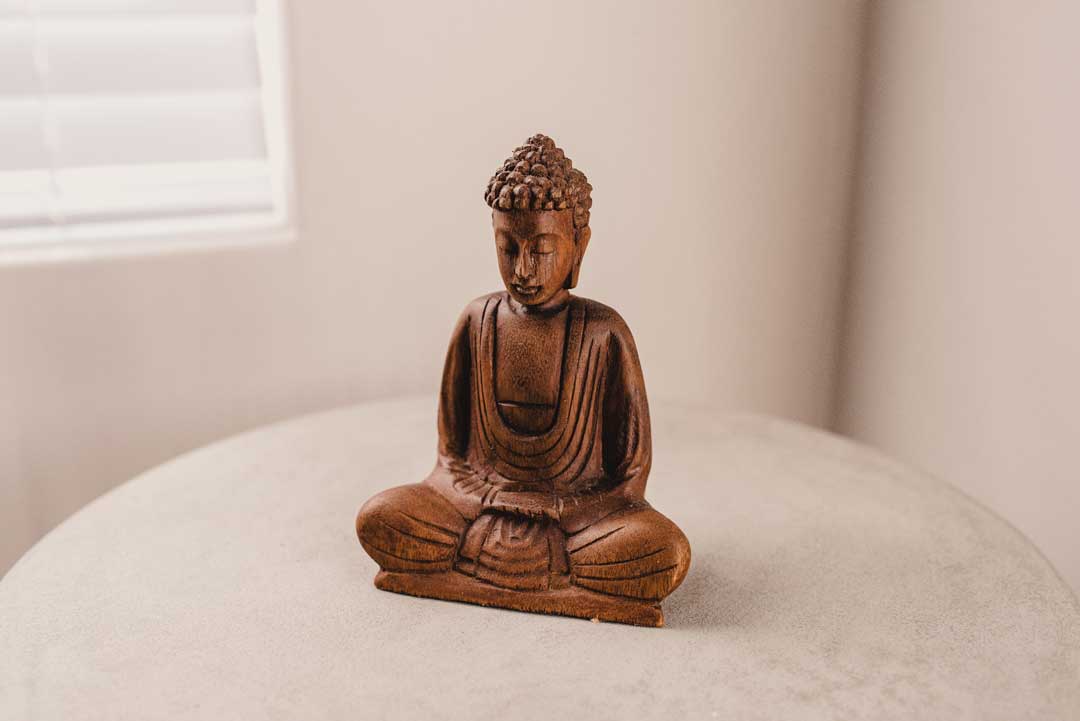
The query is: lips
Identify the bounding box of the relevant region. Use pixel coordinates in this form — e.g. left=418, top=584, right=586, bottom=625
left=512, top=284, right=541, bottom=296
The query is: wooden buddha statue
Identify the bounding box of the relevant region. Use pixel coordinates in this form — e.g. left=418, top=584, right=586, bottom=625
left=355, top=134, right=690, bottom=626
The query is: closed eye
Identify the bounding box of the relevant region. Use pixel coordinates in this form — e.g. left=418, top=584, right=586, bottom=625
left=496, top=233, right=518, bottom=254
left=533, top=236, right=557, bottom=255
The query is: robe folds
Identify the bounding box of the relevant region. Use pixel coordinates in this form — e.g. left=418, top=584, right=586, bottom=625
left=427, top=291, right=652, bottom=530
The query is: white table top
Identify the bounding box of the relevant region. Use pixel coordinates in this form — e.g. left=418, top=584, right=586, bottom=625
left=2, top=397, right=1078, bottom=720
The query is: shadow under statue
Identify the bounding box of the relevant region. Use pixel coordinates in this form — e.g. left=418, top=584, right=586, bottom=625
left=355, top=134, right=691, bottom=626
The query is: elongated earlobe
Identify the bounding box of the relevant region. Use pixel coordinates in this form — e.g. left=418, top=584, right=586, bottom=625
left=566, top=226, right=591, bottom=289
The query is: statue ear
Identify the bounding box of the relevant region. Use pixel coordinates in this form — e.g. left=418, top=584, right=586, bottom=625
left=567, top=226, right=591, bottom=289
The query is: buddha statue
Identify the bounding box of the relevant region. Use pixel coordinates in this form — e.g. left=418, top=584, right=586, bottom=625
left=355, top=134, right=690, bottom=626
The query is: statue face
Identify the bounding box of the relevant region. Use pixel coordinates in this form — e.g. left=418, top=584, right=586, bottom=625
left=493, top=209, right=580, bottom=307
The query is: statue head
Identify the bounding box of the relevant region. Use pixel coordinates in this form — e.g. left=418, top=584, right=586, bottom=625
left=484, top=134, right=592, bottom=307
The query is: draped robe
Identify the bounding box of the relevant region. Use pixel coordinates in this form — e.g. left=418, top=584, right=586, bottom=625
left=429, top=292, right=652, bottom=529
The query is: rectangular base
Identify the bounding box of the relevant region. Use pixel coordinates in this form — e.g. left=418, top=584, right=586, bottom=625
left=374, top=570, right=664, bottom=627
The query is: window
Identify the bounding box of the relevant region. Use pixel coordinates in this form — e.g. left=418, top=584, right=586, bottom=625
left=0, top=0, right=294, bottom=260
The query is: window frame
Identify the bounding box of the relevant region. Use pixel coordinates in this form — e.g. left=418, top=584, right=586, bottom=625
left=0, top=0, right=297, bottom=265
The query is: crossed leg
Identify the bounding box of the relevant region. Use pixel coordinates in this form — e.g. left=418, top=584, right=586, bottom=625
left=355, top=483, right=468, bottom=573
left=358, top=485, right=691, bottom=604
left=566, top=506, right=691, bottom=602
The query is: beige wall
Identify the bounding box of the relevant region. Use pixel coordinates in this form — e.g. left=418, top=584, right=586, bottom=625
left=838, top=1, right=1080, bottom=591
left=0, top=1, right=867, bottom=573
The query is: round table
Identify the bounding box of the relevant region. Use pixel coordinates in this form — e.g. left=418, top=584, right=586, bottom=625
left=2, top=398, right=1078, bottom=720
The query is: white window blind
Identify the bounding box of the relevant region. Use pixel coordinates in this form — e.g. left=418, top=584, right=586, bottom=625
left=0, top=0, right=293, bottom=256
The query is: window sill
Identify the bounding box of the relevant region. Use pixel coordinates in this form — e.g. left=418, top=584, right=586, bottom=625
left=0, top=216, right=297, bottom=266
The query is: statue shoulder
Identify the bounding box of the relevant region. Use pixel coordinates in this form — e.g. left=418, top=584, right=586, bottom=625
left=577, top=297, right=635, bottom=341
left=459, top=291, right=505, bottom=321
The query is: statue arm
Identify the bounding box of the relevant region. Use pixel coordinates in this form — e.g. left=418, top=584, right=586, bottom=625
left=424, top=307, right=494, bottom=520
left=559, top=323, right=652, bottom=533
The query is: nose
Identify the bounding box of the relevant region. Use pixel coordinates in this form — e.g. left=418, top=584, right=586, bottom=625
left=514, top=248, right=534, bottom=279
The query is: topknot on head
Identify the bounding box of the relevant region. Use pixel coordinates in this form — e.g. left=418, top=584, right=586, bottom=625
left=484, top=133, right=592, bottom=231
